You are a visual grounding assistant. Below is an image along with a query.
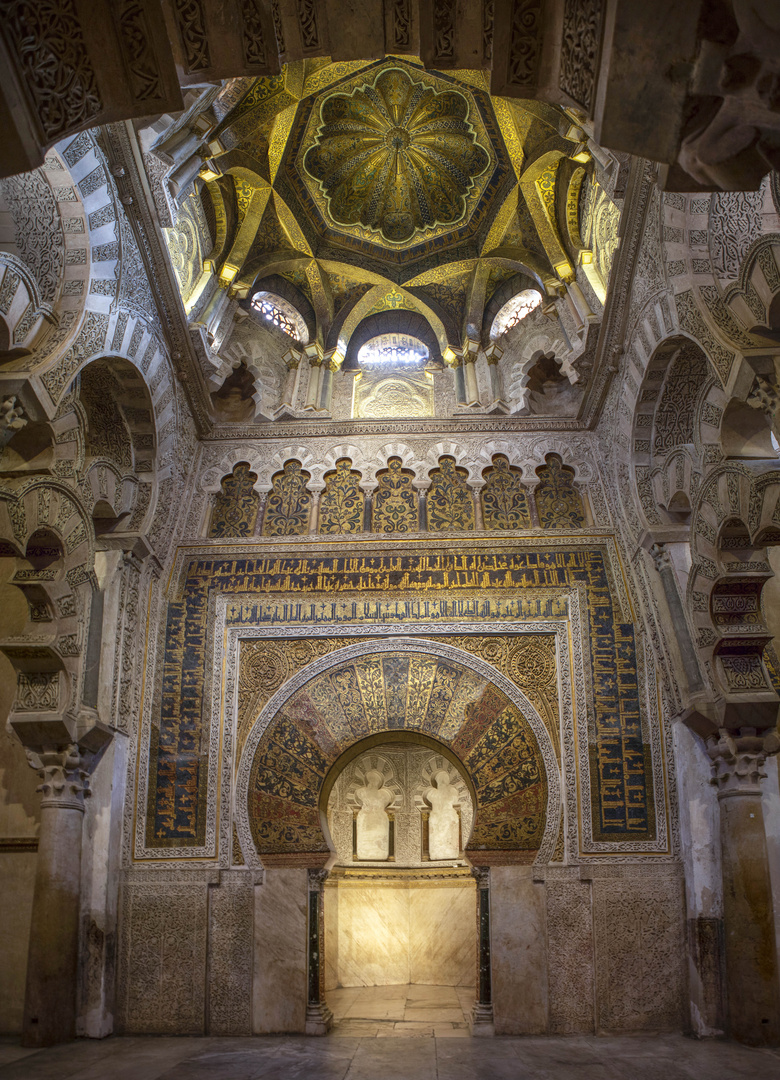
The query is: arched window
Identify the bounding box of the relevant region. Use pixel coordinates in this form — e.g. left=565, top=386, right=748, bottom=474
left=250, top=292, right=307, bottom=342
left=490, top=289, right=542, bottom=339
left=357, top=333, right=429, bottom=368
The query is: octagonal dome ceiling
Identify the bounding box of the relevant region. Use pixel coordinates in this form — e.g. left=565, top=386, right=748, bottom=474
left=296, top=63, right=499, bottom=249
left=152, top=55, right=619, bottom=379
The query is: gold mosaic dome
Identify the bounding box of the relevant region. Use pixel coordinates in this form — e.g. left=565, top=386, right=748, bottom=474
left=302, top=66, right=490, bottom=244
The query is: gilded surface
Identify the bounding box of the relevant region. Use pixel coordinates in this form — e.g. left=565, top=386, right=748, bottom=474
left=371, top=457, right=419, bottom=533
left=318, top=459, right=365, bottom=534
left=302, top=66, right=490, bottom=245
left=353, top=370, right=434, bottom=419
left=534, top=454, right=586, bottom=529
left=208, top=464, right=259, bottom=538
left=246, top=650, right=548, bottom=859
left=426, top=457, right=475, bottom=532
left=146, top=546, right=653, bottom=849
left=261, top=460, right=312, bottom=536
left=480, top=454, right=531, bottom=529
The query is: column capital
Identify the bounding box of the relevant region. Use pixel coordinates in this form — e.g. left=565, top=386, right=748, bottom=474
left=26, top=743, right=91, bottom=812
left=649, top=542, right=672, bottom=573
left=470, top=865, right=490, bottom=888
left=282, top=347, right=302, bottom=370
left=707, top=728, right=780, bottom=798
left=307, top=867, right=329, bottom=890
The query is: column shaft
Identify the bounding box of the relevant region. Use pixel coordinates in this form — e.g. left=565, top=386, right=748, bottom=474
left=719, top=791, right=780, bottom=1044
left=22, top=803, right=84, bottom=1046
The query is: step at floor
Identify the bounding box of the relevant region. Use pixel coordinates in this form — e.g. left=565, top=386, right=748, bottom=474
left=327, top=982, right=474, bottom=1038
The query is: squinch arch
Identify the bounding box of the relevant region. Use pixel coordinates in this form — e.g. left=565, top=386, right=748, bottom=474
left=235, top=637, right=560, bottom=869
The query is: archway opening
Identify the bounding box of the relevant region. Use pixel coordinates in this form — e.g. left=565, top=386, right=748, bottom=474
left=321, top=733, right=476, bottom=1035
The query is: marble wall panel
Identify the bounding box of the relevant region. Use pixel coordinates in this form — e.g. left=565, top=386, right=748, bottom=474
left=409, top=883, right=475, bottom=985
left=119, top=879, right=208, bottom=1034
left=0, top=851, right=36, bottom=1033
left=208, top=873, right=254, bottom=1035
left=546, top=876, right=595, bottom=1034
left=491, top=866, right=548, bottom=1035
left=253, top=868, right=307, bottom=1033
left=592, top=867, right=686, bottom=1033
left=325, top=878, right=475, bottom=989
left=326, top=882, right=410, bottom=987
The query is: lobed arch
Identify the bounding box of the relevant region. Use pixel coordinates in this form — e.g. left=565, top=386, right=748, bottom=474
left=337, top=285, right=449, bottom=360
left=234, top=637, right=561, bottom=870
left=341, top=309, right=444, bottom=371
left=630, top=334, right=723, bottom=529
left=686, top=463, right=780, bottom=723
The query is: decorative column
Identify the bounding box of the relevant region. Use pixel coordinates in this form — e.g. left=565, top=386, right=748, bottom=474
left=319, top=349, right=343, bottom=413
left=279, top=348, right=302, bottom=408
left=483, top=345, right=508, bottom=413
left=470, top=866, right=494, bottom=1036
left=566, top=279, right=597, bottom=325
left=561, top=284, right=585, bottom=333
left=305, top=869, right=333, bottom=1035
left=461, top=342, right=481, bottom=406
left=308, top=491, right=321, bottom=535
left=708, top=729, right=780, bottom=1046
left=303, top=344, right=324, bottom=411
left=473, top=488, right=484, bottom=530
left=649, top=544, right=704, bottom=693
left=21, top=742, right=91, bottom=1046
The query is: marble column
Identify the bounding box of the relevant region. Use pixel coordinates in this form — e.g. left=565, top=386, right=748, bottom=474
left=279, top=349, right=301, bottom=408
left=305, top=869, right=333, bottom=1035
left=566, top=279, right=596, bottom=325
left=708, top=729, right=780, bottom=1046
left=471, top=866, right=494, bottom=1036
left=22, top=744, right=90, bottom=1047
left=303, top=348, right=323, bottom=411
left=308, top=491, right=321, bottom=535
left=473, top=488, right=484, bottom=530
left=463, top=355, right=480, bottom=406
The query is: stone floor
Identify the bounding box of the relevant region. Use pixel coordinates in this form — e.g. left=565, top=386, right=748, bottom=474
left=2, top=1028, right=780, bottom=1079
left=327, top=982, right=473, bottom=1036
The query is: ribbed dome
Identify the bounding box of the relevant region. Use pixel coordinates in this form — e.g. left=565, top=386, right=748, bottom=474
left=303, top=67, right=489, bottom=244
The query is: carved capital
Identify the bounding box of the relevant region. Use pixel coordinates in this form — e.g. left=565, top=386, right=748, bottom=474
left=0, top=397, right=27, bottom=447
left=650, top=542, right=672, bottom=573
left=707, top=728, right=780, bottom=798
left=308, top=867, right=329, bottom=890
left=470, top=865, right=490, bottom=889
left=747, top=375, right=779, bottom=421
left=26, top=743, right=91, bottom=811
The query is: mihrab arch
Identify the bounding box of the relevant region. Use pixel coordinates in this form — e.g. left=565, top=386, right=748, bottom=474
left=235, top=637, right=561, bottom=869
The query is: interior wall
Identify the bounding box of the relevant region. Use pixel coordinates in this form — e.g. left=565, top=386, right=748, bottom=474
left=324, top=876, right=476, bottom=990
left=0, top=850, right=35, bottom=1033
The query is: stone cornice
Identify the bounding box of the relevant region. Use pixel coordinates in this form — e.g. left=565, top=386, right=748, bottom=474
left=579, top=157, right=657, bottom=429
left=202, top=415, right=591, bottom=441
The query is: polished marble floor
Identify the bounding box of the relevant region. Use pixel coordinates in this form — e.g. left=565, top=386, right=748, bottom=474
left=327, top=982, right=473, bottom=1037
left=1, top=1021, right=780, bottom=1080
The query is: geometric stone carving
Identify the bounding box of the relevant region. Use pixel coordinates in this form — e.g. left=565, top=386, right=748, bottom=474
left=546, top=878, right=595, bottom=1034
left=119, top=880, right=208, bottom=1034
left=592, top=868, right=685, bottom=1032
left=207, top=873, right=254, bottom=1035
